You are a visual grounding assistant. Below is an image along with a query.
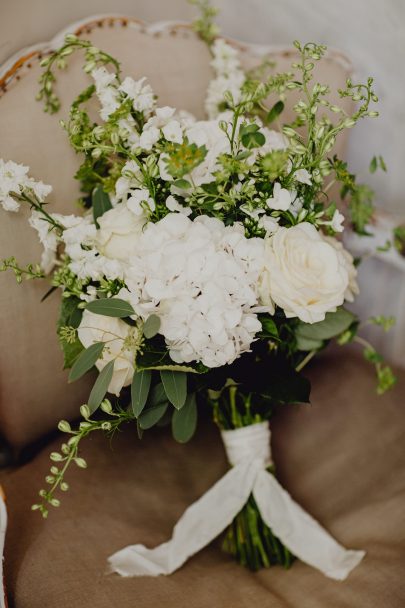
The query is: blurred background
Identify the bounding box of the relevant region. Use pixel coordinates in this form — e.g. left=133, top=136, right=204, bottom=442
left=1, top=0, right=404, bottom=361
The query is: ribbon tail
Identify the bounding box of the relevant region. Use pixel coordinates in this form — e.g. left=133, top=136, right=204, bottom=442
left=108, top=460, right=259, bottom=577
left=253, top=470, right=365, bottom=580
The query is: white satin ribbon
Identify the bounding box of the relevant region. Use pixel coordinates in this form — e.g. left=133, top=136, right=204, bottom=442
left=108, top=422, right=365, bottom=580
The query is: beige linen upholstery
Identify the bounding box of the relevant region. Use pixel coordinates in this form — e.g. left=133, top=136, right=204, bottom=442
left=2, top=352, right=405, bottom=607
left=0, top=18, right=353, bottom=448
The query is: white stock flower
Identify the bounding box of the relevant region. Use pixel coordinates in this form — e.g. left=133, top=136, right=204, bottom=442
left=92, top=67, right=120, bottom=120
left=258, top=215, right=280, bottom=236
left=329, top=209, right=345, bottom=233
left=119, top=76, right=155, bottom=113
left=266, top=182, right=292, bottom=211
left=127, top=188, right=155, bottom=215
left=162, top=120, right=183, bottom=144
left=28, top=211, right=59, bottom=273
left=294, top=168, right=312, bottom=185
left=77, top=309, right=136, bottom=395
left=139, top=126, right=160, bottom=151
left=124, top=213, right=266, bottom=368
left=0, top=159, right=52, bottom=211
left=95, top=203, right=146, bottom=262
left=259, top=222, right=350, bottom=323
left=205, top=39, right=245, bottom=119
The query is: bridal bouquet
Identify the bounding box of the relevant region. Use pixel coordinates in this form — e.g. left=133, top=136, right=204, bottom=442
left=0, top=1, right=396, bottom=580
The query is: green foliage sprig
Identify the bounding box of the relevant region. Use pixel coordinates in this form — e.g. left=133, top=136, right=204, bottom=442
left=0, top=256, right=45, bottom=282
left=33, top=401, right=134, bottom=517
left=37, top=34, right=121, bottom=113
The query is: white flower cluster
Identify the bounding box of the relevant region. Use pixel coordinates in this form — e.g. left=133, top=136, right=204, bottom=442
left=0, top=159, right=52, bottom=212
left=122, top=213, right=266, bottom=368
left=92, top=67, right=155, bottom=125
left=205, top=39, right=245, bottom=119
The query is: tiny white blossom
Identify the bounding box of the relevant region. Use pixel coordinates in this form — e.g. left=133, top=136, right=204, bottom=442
left=166, top=195, right=192, bottom=216
left=119, top=76, right=155, bottom=113
left=162, top=120, right=183, bottom=144
left=139, top=126, right=160, bottom=151
left=127, top=189, right=155, bottom=215
left=294, top=168, right=312, bottom=185
left=266, top=182, right=292, bottom=211
left=329, top=209, right=345, bottom=233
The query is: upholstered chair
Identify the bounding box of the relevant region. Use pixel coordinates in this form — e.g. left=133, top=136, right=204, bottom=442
left=0, top=18, right=404, bottom=608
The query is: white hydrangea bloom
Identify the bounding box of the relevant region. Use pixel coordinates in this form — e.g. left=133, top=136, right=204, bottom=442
left=124, top=213, right=268, bottom=368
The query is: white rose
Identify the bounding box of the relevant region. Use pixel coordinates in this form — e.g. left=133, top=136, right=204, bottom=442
left=77, top=309, right=136, bottom=396
left=259, top=222, right=350, bottom=323
left=323, top=236, right=359, bottom=302
left=96, top=204, right=146, bottom=261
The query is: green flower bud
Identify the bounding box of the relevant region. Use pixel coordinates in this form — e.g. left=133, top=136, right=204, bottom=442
left=80, top=404, right=91, bottom=419
left=58, top=420, right=71, bottom=433
left=74, top=457, right=87, bottom=469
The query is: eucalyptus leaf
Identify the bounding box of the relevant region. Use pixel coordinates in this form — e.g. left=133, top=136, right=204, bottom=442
left=86, top=298, right=135, bottom=318
left=160, top=370, right=187, bottom=410
left=172, top=394, right=198, bottom=443
left=139, top=364, right=200, bottom=373
left=68, top=342, right=104, bottom=383
left=295, top=335, right=324, bottom=352
left=131, top=370, right=152, bottom=417
left=295, top=308, right=356, bottom=341
left=92, top=185, right=112, bottom=227
left=172, top=179, right=191, bottom=189
left=143, top=314, right=161, bottom=339
left=87, top=360, right=115, bottom=413
left=259, top=316, right=279, bottom=339
left=139, top=402, right=169, bottom=430
left=149, top=382, right=167, bottom=406
left=266, top=100, right=285, bottom=124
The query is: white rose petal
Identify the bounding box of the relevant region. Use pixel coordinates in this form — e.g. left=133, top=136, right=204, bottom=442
left=96, top=203, right=146, bottom=261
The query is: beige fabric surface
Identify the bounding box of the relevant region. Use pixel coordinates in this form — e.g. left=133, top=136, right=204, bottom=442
left=0, top=19, right=353, bottom=448
left=2, top=351, right=405, bottom=607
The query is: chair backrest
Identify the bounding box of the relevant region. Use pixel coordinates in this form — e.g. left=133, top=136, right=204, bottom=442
left=0, top=17, right=353, bottom=448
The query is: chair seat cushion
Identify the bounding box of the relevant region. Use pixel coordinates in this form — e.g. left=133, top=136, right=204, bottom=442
left=3, top=351, right=405, bottom=607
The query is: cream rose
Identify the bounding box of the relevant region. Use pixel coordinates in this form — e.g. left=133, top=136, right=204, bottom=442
left=323, top=235, right=359, bottom=302
left=259, top=222, right=350, bottom=323
left=96, top=203, right=146, bottom=262
left=77, top=309, right=136, bottom=396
